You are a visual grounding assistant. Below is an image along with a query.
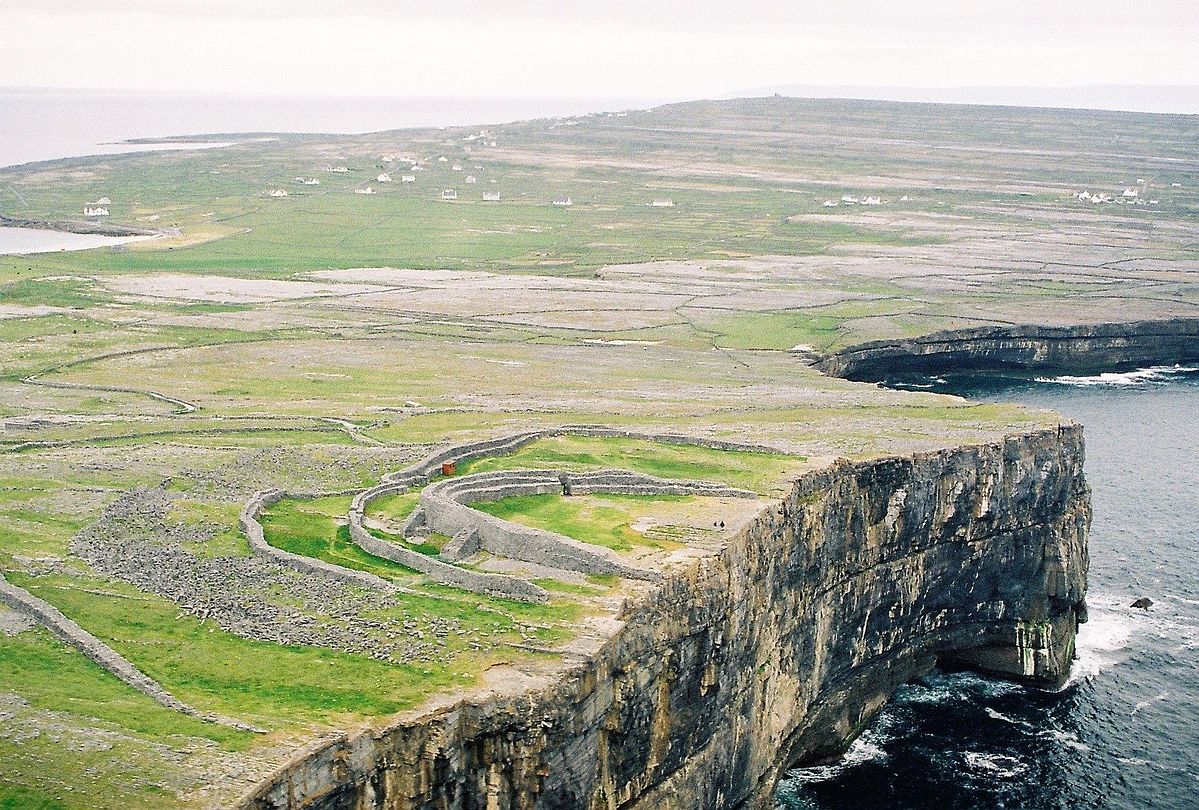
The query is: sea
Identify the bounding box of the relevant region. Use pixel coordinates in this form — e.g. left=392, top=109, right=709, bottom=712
left=0, top=87, right=661, bottom=170
left=777, top=365, right=1199, bottom=810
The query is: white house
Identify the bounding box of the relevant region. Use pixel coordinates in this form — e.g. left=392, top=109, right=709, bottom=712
left=268, top=189, right=289, bottom=197
left=327, top=166, right=349, bottom=173
left=401, top=174, right=416, bottom=183
left=381, top=155, right=394, bottom=163
left=465, top=175, right=478, bottom=184
left=482, top=191, right=501, bottom=202
left=83, top=206, right=110, bottom=216
left=822, top=200, right=839, bottom=207
left=863, top=196, right=882, bottom=205
left=451, top=164, right=463, bottom=172
left=354, top=187, right=375, bottom=195
left=437, top=156, right=448, bottom=162
left=442, top=189, right=458, bottom=200
left=1122, top=188, right=1139, bottom=198
left=95, top=196, right=112, bottom=205
left=650, top=198, right=674, bottom=207
left=377, top=173, right=393, bottom=183
left=840, top=195, right=858, bottom=203
left=553, top=196, right=573, bottom=207
left=302, top=178, right=320, bottom=185
left=1077, top=191, right=1093, bottom=201
left=899, top=195, right=912, bottom=202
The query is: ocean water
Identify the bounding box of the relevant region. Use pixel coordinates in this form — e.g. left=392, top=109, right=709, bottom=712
left=0, top=87, right=660, bottom=169
left=778, top=366, right=1199, bottom=810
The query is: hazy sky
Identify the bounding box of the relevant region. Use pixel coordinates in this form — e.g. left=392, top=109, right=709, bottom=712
left=3, top=1, right=1197, bottom=98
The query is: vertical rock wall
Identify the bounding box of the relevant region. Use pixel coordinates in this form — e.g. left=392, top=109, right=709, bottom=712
left=239, top=426, right=1089, bottom=810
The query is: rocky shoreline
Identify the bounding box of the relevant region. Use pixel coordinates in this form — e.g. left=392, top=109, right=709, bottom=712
left=0, top=213, right=161, bottom=238
left=814, top=318, right=1199, bottom=381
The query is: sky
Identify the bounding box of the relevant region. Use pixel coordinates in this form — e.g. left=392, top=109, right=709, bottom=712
left=2, top=0, right=1197, bottom=99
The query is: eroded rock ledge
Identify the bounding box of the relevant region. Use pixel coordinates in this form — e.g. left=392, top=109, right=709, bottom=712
left=0, top=213, right=160, bottom=238
left=814, top=317, right=1199, bottom=381
left=239, top=425, right=1089, bottom=810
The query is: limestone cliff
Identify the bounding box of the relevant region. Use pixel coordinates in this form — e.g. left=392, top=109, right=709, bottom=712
left=239, top=426, right=1089, bottom=810
left=814, top=318, right=1199, bottom=381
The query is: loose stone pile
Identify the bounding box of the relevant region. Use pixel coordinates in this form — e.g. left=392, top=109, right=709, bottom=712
left=171, top=444, right=430, bottom=502
left=72, top=488, right=449, bottom=664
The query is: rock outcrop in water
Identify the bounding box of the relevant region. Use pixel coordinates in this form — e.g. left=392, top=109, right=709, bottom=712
left=239, top=426, right=1089, bottom=809
left=814, top=318, right=1199, bottom=381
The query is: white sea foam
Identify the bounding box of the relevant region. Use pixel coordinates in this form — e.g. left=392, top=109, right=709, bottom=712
left=783, top=728, right=890, bottom=784
left=1037, top=365, right=1198, bottom=388
left=901, top=671, right=1022, bottom=705
left=984, top=708, right=1093, bottom=751
left=963, top=751, right=1028, bottom=778
left=1042, top=729, right=1092, bottom=752
left=1065, top=602, right=1134, bottom=686
left=985, top=707, right=1036, bottom=731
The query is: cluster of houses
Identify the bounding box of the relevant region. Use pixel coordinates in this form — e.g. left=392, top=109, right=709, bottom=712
left=266, top=149, right=688, bottom=210
left=1074, top=188, right=1159, bottom=206
left=823, top=195, right=884, bottom=207
left=84, top=196, right=112, bottom=216
left=463, top=130, right=498, bottom=147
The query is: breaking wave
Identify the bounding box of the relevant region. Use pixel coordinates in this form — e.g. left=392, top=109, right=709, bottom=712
left=1036, top=365, right=1198, bottom=387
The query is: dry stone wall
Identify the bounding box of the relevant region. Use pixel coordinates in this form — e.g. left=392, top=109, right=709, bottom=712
left=416, top=468, right=757, bottom=582
left=241, top=490, right=398, bottom=593
left=345, top=517, right=549, bottom=603
left=0, top=572, right=261, bottom=731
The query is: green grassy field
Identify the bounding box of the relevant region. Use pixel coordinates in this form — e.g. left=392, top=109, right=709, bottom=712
left=458, top=435, right=808, bottom=495
left=474, top=492, right=697, bottom=552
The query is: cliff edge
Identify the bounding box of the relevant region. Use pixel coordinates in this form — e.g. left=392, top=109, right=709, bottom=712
left=814, top=318, right=1199, bottom=381
left=240, top=426, right=1089, bottom=809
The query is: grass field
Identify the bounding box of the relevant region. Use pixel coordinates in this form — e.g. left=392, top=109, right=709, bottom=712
left=458, top=435, right=808, bottom=495
left=475, top=492, right=702, bottom=552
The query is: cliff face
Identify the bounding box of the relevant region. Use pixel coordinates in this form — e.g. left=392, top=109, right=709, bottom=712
left=815, top=318, right=1199, bottom=381
left=240, top=426, right=1089, bottom=810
